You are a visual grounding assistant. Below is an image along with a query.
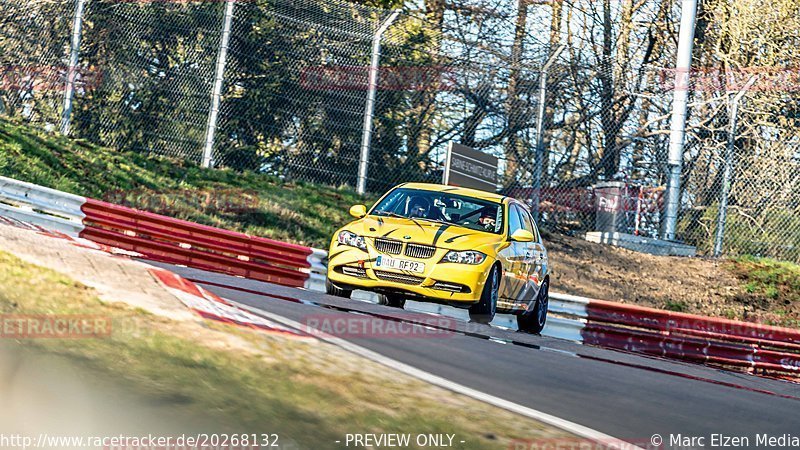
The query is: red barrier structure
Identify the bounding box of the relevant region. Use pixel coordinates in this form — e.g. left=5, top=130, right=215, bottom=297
left=581, top=301, right=800, bottom=377
left=586, top=300, right=800, bottom=349
left=80, top=198, right=313, bottom=288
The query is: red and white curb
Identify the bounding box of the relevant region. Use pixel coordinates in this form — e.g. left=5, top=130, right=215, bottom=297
left=148, top=268, right=310, bottom=339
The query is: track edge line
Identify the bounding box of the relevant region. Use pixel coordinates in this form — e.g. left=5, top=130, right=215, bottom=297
left=229, top=299, right=644, bottom=449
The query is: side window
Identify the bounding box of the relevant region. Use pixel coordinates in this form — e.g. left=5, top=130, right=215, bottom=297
left=508, top=204, right=523, bottom=236
left=520, top=208, right=541, bottom=242
left=520, top=208, right=533, bottom=233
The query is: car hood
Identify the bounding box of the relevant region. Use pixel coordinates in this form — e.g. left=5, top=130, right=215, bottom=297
left=346, top=215, right=503, bottom=250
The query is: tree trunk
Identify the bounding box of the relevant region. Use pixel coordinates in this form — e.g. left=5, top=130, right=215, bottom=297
left=406, top=0, right=445, bottom=162
left=539, top=0, right=563, bottom=184
left=503, top=0, right=529, bottom=186
left=598, top=0, right=635, bottom=180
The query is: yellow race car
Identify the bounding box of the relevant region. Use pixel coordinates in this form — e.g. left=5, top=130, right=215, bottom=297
left=326, top=182, right=550, bottom=332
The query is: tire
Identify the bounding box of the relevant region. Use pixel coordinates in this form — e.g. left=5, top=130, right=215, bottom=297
left=518, top=278, right=549, bottom=334
left=380, top=294, right=406, bottom=308
left=469, top=264, right=500, bottom=324
left=325, top=279, right=352, bottom=299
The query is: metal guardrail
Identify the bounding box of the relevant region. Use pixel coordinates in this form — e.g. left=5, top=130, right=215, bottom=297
left=544, top=293, right=590, bottom=341
left=305, top=248, right=329, bottom=292
left=0, top=176, right=86, bottom=236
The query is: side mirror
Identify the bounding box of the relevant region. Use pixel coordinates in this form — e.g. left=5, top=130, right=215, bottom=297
left=510, top=229, right=534, bottom=242
left=349, top=204, right=368, bottom=219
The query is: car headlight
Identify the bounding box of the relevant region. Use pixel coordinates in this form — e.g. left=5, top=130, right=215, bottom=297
left=337, top=230, right=367, bottom=251
left=440, top=250, right=486, bottom=265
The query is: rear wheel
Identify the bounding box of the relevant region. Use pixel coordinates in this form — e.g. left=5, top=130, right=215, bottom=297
left=380, top=294, right=406, bottom=308
left=518, top=279, right=549, bottom=334
left=469, top=265, right=500, bottom=324
left=325, top=279, right=352, bottom=299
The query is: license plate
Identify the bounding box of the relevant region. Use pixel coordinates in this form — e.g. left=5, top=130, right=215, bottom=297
left=375, top=256, right=425, bottom=273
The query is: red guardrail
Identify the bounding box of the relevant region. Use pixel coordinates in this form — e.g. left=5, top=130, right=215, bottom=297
left=80, top=198, right=312, bottom=288
left=582, top=301, right=800, bottom=377
left=584, top=324, right=800, bottom=372
left=586, top=300, right=800, bottom=349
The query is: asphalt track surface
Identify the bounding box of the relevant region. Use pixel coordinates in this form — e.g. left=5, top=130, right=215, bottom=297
left=150, top=261, right=800, bottom=448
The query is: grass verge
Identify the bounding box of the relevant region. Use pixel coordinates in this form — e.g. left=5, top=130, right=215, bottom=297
left=726, top=256, right=800, bottom=327
left=0, top=250, right=571, bottom=449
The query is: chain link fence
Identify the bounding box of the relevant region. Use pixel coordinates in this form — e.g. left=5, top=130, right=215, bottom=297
left=0, top=0, right=798, bottom=262
left=0, top=0, right=73, bottom=126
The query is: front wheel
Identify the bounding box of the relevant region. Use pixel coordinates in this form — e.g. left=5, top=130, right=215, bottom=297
left=518, top=279, right=549, bottom=334
left=469, top=265, right=500, bottom=324
left=326, top=279, right=352, bottom=299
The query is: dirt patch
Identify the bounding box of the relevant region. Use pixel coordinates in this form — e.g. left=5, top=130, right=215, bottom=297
left=544, top=231, right=761, bottom=322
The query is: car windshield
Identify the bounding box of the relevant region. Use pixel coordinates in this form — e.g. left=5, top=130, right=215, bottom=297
left=371, top=188, right=504, bottom=234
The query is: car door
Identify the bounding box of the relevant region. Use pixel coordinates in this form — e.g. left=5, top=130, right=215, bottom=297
left=499, top=203, right=525, bottom=299
left=513, top=205, right=539, bottom=303
left=520, top=209, right=547, bottom=302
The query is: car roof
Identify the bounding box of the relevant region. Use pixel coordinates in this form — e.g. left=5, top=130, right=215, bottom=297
left=400, top=182, right=507, bottom=204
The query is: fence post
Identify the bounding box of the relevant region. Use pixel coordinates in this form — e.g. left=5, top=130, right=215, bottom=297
left=202, top=0, right=236, bottom=169
left=531, top=44, right=565, bottom=221
left=60, top=0, right=87, bottom=136
left=356, top=10, right=401, bottom=195
left=713, top=75, right=757, bottom=257
left=661, top=0, right=698, bottom=241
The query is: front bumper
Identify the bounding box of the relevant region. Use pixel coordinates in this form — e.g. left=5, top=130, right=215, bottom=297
left=326, top=242, right=493, bottom=303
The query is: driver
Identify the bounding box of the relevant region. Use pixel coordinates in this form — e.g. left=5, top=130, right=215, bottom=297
left=407, top=196, right=430, bottom=218
left=477, top=207, right=497, bottom=232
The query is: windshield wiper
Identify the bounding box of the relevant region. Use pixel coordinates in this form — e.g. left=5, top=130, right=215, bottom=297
left=373, top=211, right=458, bottom=228
left=372, top=211, right=407, bottom=219
left=420, top=217, right=457, bottom=227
